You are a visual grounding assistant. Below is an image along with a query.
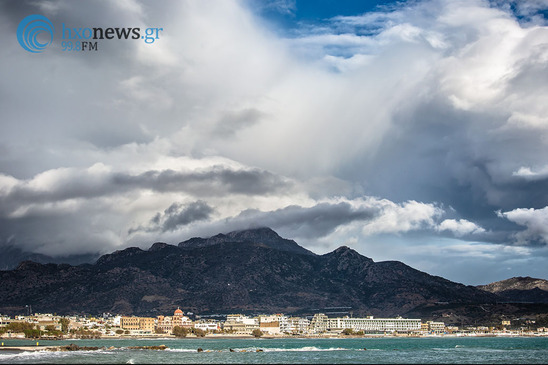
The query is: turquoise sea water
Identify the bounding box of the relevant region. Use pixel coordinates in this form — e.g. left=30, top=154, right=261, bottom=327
left=1, top=337, right=547, bottom=364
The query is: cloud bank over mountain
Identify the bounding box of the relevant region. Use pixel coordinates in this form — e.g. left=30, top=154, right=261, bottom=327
left=1, top=0, right=547, bottom=284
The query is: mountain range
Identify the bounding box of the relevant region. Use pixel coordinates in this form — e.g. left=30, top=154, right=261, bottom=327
left=0, top=228, right=547, bottom=324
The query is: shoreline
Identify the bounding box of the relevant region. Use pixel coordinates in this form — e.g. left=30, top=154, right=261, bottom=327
left=1, top=335, right=546, bottom=354
left=2, top=332, right=547, bottom=343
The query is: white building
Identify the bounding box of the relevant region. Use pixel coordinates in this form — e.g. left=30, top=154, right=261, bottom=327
left=310, top=314, right=421, bottom=334
left=112, top=316, right=122, bottom=326
left=223, top=315, right=259, bottom=335
left=194, top=321, right=220, bottom=332
left=310, top=313, right=329, bottom=333
left=278, top=315, right=291, bottom=334
left=259, top=314, right=287, bottom=335
left=288, top=317, right=310, bottom=334
left=0, top=316, right=11, bottom=328
left=426, top=321, right=446, bottom=334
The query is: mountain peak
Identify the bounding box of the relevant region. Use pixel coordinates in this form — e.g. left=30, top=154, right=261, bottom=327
left=95, top=247, right=144, bottom=265
left=16, top=260, right=43, bottom=271
left=477, top=276, right=548, bottom=303
left=479, top=276, right=548, bottom=292
left=148, top=242, right=172, bottom=251
left=178, top=227, right=315, bottom=256
left=333, top=245, right=355, bottom=253
left=328, top=245, right=372, bottom=261
left=15, top=261, right=63, bottom=274
left=226, top=227, right=281, bottom=241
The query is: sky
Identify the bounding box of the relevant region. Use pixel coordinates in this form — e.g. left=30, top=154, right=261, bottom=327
left=1, top=0, right=548, bottom=285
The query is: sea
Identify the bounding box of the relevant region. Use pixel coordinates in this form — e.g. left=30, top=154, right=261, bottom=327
left=1, top=336, right=547, bottom=364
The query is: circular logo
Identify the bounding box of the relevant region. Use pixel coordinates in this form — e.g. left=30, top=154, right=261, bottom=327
left=17, top=14, right=55, bottom=53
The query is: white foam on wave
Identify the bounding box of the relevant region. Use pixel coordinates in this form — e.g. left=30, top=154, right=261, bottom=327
left=435, top=346, right=507, bottom=353
left=164, top=346, right=353, bottom=353
left=127, top=337, right=178, bottom=341
left=0, top=352, right=45, bottom=361
left=0, top=348, right=116, bottom=362
left=164, top=348, right=202, bottom=353
left=0, top=350, right=72, bottom=361
left=250, top=346, right=349, bottom=352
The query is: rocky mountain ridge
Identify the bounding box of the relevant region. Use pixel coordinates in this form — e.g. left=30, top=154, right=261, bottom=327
left=0, top=228, right=544, bottom=323
left=177, top=227, right=315, bottom=256
left=477, top=277, right=548, bottom=303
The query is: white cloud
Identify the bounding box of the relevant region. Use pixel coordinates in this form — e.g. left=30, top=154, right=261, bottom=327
left=361, top=199, right=443, bottom=235
left=437, top=218, right=486, bottom=236
left=0, top=174, right=18, bottom=194
left=512, top=165, right=548, bottom=180
left=498, top=206, right=548, bottom=244
left=112, top=0, right=144, bottom=17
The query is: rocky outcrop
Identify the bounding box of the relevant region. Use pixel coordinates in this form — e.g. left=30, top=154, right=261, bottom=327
left=478, top=277, right=548, bottom=303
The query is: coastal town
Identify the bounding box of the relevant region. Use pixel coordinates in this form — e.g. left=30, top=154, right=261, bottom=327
left=1, top=309, right=547, bottom=340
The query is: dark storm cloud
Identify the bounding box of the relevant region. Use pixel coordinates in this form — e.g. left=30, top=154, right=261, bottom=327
left=161, top=201, right=214, bottom=231
left=0, top=166, right=292, bottom=218
left=338, top=89, right=548, bottom=244
left=130, top=201, right=379, bottom=238
left=0, top=202, right=123, bottom=256
left=131, top=200, right=214, bottom=233
left=222, top=201, right=379, bottom=239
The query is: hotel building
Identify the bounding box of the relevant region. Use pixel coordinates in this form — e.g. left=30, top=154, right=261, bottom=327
left=310, top=313, right=422, bottom=333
